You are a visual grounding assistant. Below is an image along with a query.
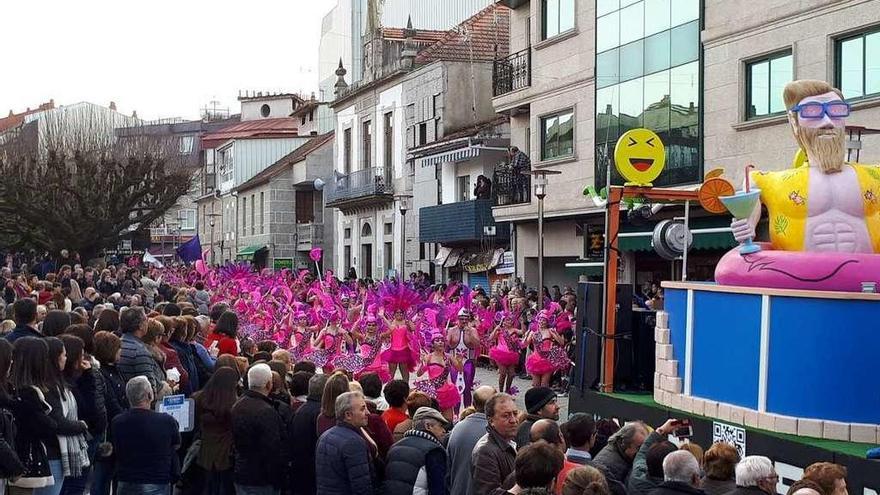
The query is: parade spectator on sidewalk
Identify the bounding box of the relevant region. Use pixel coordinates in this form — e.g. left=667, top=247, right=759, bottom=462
left=380, top=379, right=410, bottom=432
left=315, top=391, right=377, bottom=495
left=231, top=363, right=286, bottom=495
left=628, top=420, right=679, bottom=495
left=117, top=308, right=167, bottom=394
left=447, top=385, right=495, bottom=495
left=111, top=376, right=180, bottom=495
left=802, top=463, right=848, bottom=495
left=507, top=441, right=564, bottom=495
left=726, top=456, right=778, bottom=495
left=516, top=387, right=560, bottom=447
left=471, top=393, right=518, bottom=495
left=701, top=443, right=739, bottom=495
left=192, top=366, right=240, bottom=495
left=383, top=406, right=449, bottom=495
left=289, top=374, right=328, bottom=495
left=594, top=421, right=648, bottom=489
left=562, top=413, right=597, bottom=465
left=6, top=298, right=40, bottom=343
left=562, top=466, right=611, bottom=495
left=650, top=450, right=706, bottom=495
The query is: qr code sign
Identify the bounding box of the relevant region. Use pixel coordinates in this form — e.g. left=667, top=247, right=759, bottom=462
left=713, top=421, right=747, bottom=457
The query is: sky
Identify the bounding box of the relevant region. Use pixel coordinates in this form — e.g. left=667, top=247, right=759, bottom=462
left=1, top=0, right=338, bottom=121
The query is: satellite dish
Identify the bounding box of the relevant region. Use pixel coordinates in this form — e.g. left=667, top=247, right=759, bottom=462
left=313, top=178, right=325, bottom=191
left=652, top=220, right=693, bottom=260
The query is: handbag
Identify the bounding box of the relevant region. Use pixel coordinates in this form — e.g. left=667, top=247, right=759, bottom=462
left=10, top=388, right=53, bottom=489
left=181, top=438, right=201, bottom=475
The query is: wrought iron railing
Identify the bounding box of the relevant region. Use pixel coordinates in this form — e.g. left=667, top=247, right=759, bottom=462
left=493, top=48, right=531, bottom=97
left=492, top=167, right=530, bottom=207
left=326, top=166, right=394, bottom=204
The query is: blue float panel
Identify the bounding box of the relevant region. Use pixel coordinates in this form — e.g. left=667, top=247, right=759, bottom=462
left=691, top=291, right=762, bottom=409
left=665, top=289, right=688, bottom=378
left=767, top=296, right=880, bottom=424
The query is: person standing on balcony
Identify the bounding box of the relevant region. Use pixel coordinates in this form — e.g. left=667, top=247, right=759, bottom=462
left=474, top=175, right=492, bottom=200
left=508, top=146, right=531, bottom=203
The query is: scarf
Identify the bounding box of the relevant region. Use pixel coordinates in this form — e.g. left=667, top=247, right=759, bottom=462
left=58, top=387, right=90, bottom=477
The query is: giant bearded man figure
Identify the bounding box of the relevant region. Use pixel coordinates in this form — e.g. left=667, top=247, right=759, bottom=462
left=715, top=80, right=880, bottom=291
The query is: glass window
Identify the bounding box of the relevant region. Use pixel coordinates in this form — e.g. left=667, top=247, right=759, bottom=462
left=670, top=20, right=700, bottom=67
left=644, top=0, right=670, bottom=37
left=746, top=52, right=792, bottom=119
left=644, top=70, right=671, bottom=131
left=596, top=86, right=620, bottom=143
left=619, top=78, right=644, bottom=134
left=644, top=30, right=671, bottom=74
left=541, top=110, right=575, bottom=161
left=597, top=0, right=619, bottom=17
left=670, top=61, right=699, bottom=128
left=597, top=11, right=620, bottom=53
left=620, top=0, right=640, bottom=7
left=619, top=40, right=644, bottom=82
left=542, top=0, right=574, bottom=40
left=670, top=0, right=699, bottom=27
left=597, top=48, right=620, bottom=89
left=836, top=29, right=880, bottom=99
left=619, top=2, right=644, bottom=46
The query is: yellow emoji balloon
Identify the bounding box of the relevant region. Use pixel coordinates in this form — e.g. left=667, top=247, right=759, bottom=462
left=614, top=128, right=666, bottom=187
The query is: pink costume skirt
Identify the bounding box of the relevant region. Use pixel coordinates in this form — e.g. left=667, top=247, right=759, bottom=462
left=434, top=382, right=461, bottom=411
left=526, top=351, right=557, bottom=376
left=489, top=346, right=520, bottom=367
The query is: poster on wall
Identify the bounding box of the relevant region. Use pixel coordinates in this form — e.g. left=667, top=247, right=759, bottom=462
left=496, top=251, right=515, bottom=275
left=273, top=258, right=293, bottom=271
left=586, top=225, right=605, bottom=261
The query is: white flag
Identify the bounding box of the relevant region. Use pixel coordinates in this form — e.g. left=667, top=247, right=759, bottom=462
left=143, top=250, right=164, bottom=268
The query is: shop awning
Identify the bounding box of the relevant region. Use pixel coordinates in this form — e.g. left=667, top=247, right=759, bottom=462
left=236, top=245, right=267, bottom=260
left=419, top=146, right=481, bottom=168
left=564, top=262, right=604, bottom=277
left=618, top=217, right=737, bottom=253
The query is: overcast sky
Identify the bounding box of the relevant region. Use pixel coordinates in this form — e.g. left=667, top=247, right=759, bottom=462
left=1, top=0, right=337, bottom=121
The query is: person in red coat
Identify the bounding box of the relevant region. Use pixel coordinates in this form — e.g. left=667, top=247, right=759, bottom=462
left=203, top=311, right=240, bottom=357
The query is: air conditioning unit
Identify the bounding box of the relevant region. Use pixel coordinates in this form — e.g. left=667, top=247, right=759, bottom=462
left=483, top=226, right=497, bottom=236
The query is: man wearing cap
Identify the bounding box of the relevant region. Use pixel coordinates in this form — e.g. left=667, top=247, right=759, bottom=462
left=447, top=308, right=480, bottom=409
left=383, top=407, right=449, bottom=495
left=516, top=386, right=560, bottom=447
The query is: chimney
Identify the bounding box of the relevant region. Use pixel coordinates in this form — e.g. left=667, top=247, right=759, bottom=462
left=109, top=101, right=117, bottom=111
left=334, top=58, right=349, bottom=97
left=400, top=15, right=417, bottom=69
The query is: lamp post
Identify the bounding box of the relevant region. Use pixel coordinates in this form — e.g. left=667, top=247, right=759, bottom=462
left=530, top=169, right=561, bottom=310
left=395, top=194, right=413, bottom=281
left=207, top=212, right=222, bottom=266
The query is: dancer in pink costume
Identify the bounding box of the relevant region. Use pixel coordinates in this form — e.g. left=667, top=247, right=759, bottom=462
left=446, top=307, right=480, bottom=409
left=525, top=309, right=568, bottom=387
left=414, top=334, right=462, bottom=421
left=379, top=308, right=418, bottom=382
left=310, top=309, right=351, bottom=374
left=349, top=315, right=392, bottom=382
left=488, top=310, right=523, bottom=393
left=288, top=309, right=317, bottom=362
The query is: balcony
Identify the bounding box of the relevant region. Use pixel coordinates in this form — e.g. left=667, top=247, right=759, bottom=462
left=493, top=48, right=531, bottom=97
left=325, top=166, right=394, bottom=212
left=296, top=223, right=324, bottom=251
left=492, top=167, right=530, bottom=207
left=419, top=199, right=510, bottom=244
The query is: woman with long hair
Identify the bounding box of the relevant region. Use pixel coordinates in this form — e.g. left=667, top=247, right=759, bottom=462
left=58, top=335, right=105, bottom=495
left=93, top=310, right=119, bottom=335
left=203, top=312, right=239, bottom=357
left=191, top=367, right=240, bottom=495
left=316, top=372, right=350, bottom=436
left=154, top=317, right=190, bottom=396
left=40, top=312, right=70, bottom=338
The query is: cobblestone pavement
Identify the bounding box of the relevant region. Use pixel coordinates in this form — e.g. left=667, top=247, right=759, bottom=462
left=472, top=361, right=570, bottom=420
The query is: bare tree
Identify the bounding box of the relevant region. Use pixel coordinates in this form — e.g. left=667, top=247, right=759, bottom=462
left=0, top=106, right=195, bottom=260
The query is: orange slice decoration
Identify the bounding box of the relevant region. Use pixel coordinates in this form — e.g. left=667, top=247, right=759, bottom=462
left=704, top=168, right=725, bottom=180
left=699, top=177, right=735, bottom=214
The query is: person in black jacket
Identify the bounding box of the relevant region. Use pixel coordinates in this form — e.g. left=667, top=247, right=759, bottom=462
left=0, top=339, right=24, bottom=484
left=383, top=407, right=448, bottom=495
left=231, top=363, right=286, bottom=494
left=314, top=391, right=376, bottom=495
left=5, top=298, right=41, bottom=344
left=289, top=373, right=328, bottom=495
left=649, top=451, right=706, bottom=495
left=91, top=331, right=128, bottom=495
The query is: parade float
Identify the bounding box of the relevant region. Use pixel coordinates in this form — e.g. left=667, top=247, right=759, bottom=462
left=571, top=80, right=880, bottom=491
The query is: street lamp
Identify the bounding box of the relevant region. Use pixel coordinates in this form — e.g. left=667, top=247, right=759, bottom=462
left=530, top=169, right=561, bottom=310
left=207, top=212, right=222, bottom=266
left=395, top=194, right=413, bottom=280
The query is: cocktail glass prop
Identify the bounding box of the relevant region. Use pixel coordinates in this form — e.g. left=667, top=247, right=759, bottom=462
left=719, top=189, right=762, bottom=255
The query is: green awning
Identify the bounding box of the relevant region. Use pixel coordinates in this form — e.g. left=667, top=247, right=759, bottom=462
left=236, top=245, right=267, bottom=259
left=618, top=217, right=737, bottom=253
left=565, top=263, right=604, bottom=277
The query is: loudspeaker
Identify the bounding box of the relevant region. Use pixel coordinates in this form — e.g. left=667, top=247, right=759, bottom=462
left=630, top=309, right=657, bottom=391
left=575, top=282, right=633, bottom=392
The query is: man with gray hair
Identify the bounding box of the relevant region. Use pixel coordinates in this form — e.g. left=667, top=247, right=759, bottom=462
left=315, top=391, right=376, bottom=494
left=111, top=376, right=180, bottom=494
left=384, top=407, right=449, bottom=495
left=594, top=420, right=649, bottom=488
left=648, top=450, right=705, bottom=495
left=231, top=363, right=286, bottom=494
left=726, top=456, right=778, bottom=495
left=447, top=385, right=496, bottom=495
left=290, top=373, right=329, bottom=495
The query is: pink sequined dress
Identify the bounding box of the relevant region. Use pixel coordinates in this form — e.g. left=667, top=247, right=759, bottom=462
left=526, top=335, right=568, bottom=375
left=417, top=361, right=461, bottom=411
left=489, top=329, right=521, bottom=367
left=380, top=325, right=418, bottom=371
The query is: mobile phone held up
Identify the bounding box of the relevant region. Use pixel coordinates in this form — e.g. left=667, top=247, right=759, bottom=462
left=671, top=419, right=693, bottom=439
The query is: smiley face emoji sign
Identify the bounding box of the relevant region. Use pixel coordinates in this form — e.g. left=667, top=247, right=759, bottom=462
left=614, top=128, right=666, bottom=187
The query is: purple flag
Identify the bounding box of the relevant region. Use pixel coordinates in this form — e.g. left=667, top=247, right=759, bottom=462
left=176, top=235, right=203, bottom=264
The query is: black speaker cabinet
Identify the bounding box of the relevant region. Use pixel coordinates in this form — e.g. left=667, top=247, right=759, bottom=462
left=575, top=282, right=634, bottom=392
